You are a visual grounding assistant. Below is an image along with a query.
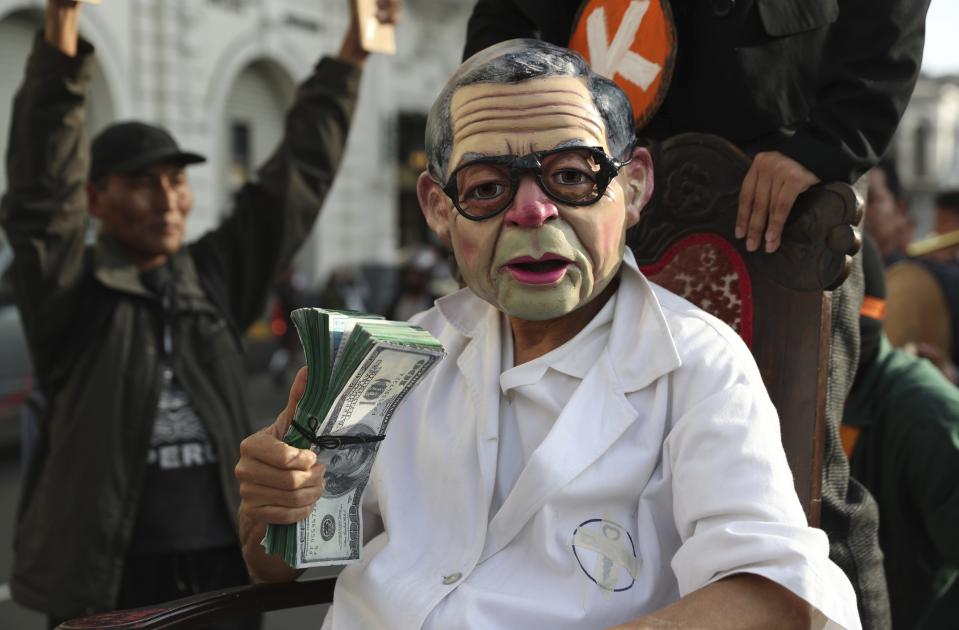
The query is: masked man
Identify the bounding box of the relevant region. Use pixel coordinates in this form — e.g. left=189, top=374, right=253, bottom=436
left=236, top=40, right=860, bottom=629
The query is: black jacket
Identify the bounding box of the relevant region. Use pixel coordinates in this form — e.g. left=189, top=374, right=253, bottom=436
left=0, top=35, right=360, bottom=619
left=464, top=0, right=929, bottom=184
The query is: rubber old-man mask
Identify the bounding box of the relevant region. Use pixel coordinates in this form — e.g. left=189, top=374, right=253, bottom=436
left=417, top=41, right=653, bottom=322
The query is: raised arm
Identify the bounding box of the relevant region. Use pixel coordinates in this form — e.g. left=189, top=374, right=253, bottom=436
left=0, top=0, right=95, bottom=378
left=190, top=0, right=400, bottom=332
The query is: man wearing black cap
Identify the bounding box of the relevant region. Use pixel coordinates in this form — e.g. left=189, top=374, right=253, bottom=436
left=842, top=234, right=959, bottom=630
left=0, top=0, right=399, bottom=626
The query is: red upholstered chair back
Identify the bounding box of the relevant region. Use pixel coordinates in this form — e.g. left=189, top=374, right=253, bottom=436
left=640, top=233, right=754, bottom=347
left=628, top=133, right=860, bottom=526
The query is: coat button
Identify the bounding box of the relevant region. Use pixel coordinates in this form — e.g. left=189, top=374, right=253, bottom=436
left=711, top=0, right=735, bottom=17
left=442, top=572, right=462, bottom=585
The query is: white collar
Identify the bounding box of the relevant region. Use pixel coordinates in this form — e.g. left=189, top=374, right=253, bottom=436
left=499, top=290, right=617, bottom=391
left=435, top=249, right=683, bottom=392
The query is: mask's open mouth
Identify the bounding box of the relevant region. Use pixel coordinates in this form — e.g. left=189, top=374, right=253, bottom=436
left=509, top=259, right=569, bottom=274
left=505, top=256, right=571, bottom=285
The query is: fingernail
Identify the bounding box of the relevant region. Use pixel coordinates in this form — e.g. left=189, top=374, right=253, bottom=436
left=735, top=226, right=744, bottom=239
left=746, top=238, right=757, bottom=251
left=765, top=242, right=775, bottom=253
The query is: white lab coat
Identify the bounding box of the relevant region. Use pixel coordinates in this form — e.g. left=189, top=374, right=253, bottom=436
left=322, top=250, right=860, bottom=630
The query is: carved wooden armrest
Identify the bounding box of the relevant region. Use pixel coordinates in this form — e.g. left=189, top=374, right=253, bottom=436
left=58, top=577, right=336, bottom=630
left=630, top=132, right=861, bottom=292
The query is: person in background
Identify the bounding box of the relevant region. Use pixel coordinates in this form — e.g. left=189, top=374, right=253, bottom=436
left=842, top=234, right=959, bottom=630
left=387, top=247, right=442, bottom=321
left=882, top=178, right=959, bottom=382
left=318, top=265, right=373, bottom=314
left=928, top=189, right=959, bottom=263
left=268, top=268, right=308, bottom=388
left=0, top=0, right=399, bottom=626
left=864, top=159, right=912, bottom=263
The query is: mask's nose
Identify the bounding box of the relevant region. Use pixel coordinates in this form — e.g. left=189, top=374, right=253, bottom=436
left=502, top=177, right=559, bottom=228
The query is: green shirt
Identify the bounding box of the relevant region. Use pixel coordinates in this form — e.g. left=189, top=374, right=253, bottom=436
left=845, top=335, right=959, bottom=629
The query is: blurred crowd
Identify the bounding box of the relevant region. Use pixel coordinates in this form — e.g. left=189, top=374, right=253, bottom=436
left=864, top=162, right=959, bottom=383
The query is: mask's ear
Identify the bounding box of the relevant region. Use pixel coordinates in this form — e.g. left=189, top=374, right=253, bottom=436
left=622, top=146, right=654, bottom=228
left=418, top=171, right=453, bottom=247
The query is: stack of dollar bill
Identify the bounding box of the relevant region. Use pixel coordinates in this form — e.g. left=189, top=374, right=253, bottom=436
left=265, top=308, right=444, bottom=568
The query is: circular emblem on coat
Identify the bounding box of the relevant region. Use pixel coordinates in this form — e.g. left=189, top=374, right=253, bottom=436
left=571, top=518, right=640, bottom=592
left=320, top=515, right=336, bottom=541
left=364, top=378, right=390, bottom=401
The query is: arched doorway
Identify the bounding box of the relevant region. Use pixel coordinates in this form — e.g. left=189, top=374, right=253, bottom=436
left=219, top=59, right=295, bottom=204
left=0, top=9, right=116, bottom=192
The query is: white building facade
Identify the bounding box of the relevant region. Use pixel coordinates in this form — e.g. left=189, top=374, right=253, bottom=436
left=887, top=74, right=959, bottom=235
left=0, top=0, right=472, bottom=285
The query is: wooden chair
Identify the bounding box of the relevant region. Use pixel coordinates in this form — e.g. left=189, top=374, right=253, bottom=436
left=630, top=132, right=859, bottom=524
left=59, top=132, right=861, bottom=630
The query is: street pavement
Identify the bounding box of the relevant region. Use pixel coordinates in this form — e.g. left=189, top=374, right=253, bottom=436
left=0, top=364, right=336, bottom=629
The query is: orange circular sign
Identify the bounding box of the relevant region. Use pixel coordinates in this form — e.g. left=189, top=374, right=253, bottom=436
left=568, top=0, right=676, bottom=129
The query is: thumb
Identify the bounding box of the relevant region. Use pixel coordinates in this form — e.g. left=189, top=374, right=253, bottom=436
left=272, top=365, right=309, bottom=437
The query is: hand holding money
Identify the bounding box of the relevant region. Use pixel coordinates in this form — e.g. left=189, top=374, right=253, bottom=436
left=236, top=367, right=327, bottom=584
left=262, top=308, right=444, bottom=568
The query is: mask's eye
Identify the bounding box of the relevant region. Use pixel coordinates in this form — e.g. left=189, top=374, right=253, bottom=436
left=455, top=162, right=511, bottom=216
left=552, top=169, right=593, bottom=186
left=543, top=150, right=602, bottom=202
left=466, top=181, right=507, bottom=200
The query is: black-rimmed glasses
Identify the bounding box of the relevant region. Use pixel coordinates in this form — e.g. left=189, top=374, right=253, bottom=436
left=441, top=146, right=631, bottom=221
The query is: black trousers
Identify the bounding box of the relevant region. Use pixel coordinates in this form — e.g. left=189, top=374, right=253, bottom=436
left=49, top=545, right=262, bottom=630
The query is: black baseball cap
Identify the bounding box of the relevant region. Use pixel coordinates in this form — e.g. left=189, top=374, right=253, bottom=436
left=90, top=121, right=206, bottom=182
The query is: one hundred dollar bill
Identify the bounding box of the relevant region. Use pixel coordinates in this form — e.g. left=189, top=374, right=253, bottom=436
left=264, top=308, right=444, bottom=567
left=296, top=344, right=441, bottom=567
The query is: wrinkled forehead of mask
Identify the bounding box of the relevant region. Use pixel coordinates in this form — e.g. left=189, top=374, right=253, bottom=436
left=425, top=38, right=635, bottom=181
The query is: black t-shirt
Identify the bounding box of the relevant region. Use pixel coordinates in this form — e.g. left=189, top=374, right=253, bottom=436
left=128, top=265, right=237, bottom=554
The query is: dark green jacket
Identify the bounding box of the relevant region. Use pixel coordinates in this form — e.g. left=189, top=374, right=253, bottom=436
left=845, top=336, right=959, bottom=629
left=0, top=35, right=359, bottom=619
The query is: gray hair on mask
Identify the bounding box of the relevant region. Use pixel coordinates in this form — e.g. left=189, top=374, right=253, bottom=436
left=425, top=38, right=635, bottom=182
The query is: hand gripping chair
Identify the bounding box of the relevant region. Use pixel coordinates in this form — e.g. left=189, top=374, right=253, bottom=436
left=59, top=132, right=861, bottom=629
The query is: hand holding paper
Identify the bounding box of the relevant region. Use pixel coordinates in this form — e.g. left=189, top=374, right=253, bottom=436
left=262, top=308, right=444, bottom=568
left=356, top=0, right=398, bottom=55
